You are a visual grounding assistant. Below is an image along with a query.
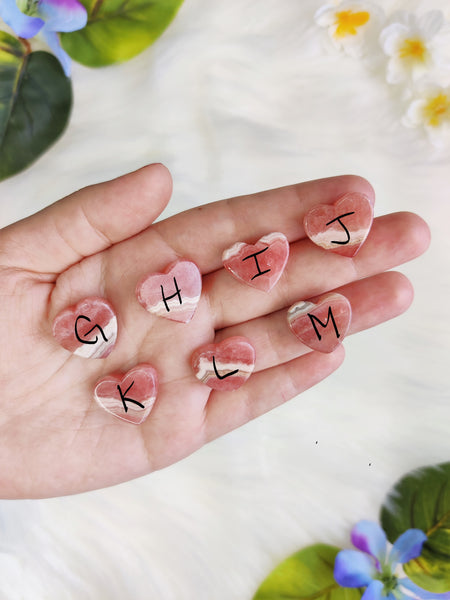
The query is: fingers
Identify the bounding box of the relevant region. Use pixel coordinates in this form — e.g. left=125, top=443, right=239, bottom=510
left=154, top=174, right=374, bottom=274
left=207, top=212, right=430, bottom=329
left=0, top=163, right=172, bottom=274
left=204, top=346, right=345, bottom=442
left=217, top=271, right=413, bottom=373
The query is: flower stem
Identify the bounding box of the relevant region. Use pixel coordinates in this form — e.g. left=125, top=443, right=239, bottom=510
left=18, top=38, right=32, bottom=55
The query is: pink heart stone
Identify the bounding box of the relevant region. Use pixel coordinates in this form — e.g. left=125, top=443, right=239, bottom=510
left=136, top=259, right=202, bottom=323
left=222, top=232, right=289, bottom=292
left=52, top=297, right=117, bottom=358
left=287, top=292, right=351, bottom=353
left=191, top=336, right=256, bottom=391
left=303, top=192, right=373, bottom=257
left=94, top=364, right=158, bottom=424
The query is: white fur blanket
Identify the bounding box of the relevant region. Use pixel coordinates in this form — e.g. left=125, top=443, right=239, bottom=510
left=0, top=0, right=449, bottom=597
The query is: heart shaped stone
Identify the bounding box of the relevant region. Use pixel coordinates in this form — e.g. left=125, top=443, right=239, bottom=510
left=94, top=364, right=158, bottom=424
left=303, top=192, right=373, bottom=257
left=191, top=336, right=256, bottom=391
left=52, top=297, right=117, bottom=358
left=136, top=259, right=202, bottom=323
left=222, top=232, right=289, bottom=292
left=287, top=292, right=351, bottom=353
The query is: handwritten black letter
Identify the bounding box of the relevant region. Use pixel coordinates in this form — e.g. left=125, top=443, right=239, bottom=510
left=242, top=247, right=271, bottom=280
left=308, top=306, right=340, bottom=341
left=75, top=315, right=108, bottom=345
left=212, top=356, right=239, bottom=380
left=325, top=212, right=355, bottom=245
left=161, top=277, right=182, bottom=312
left=117, top=382, right=145, bottom=413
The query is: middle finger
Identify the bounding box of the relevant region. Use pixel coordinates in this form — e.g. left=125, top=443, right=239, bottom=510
left=205, top=211, right=429, bottom=330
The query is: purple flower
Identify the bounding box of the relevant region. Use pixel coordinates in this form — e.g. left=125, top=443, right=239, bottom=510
left=334, top=520, right=450, bottom=600
left=0, top=0, right=87, bottom=75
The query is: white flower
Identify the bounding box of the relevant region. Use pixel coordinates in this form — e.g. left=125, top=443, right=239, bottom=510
left=315, top=0, right=385, bottom=58
left=403, top=82, right=450, bottom=147
left=380, top=11, right=448, bottom=84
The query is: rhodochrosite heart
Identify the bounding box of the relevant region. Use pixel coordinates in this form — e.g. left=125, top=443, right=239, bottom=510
left=52, top=297, right=117, bottom=358
left=94, top=364, right=158, bottom=424
left=222, top=232, right=289, bottom=292
left=136, top=259, right=202, bottom=323
left=191, top=336, right=256, bottom=391
left=303, top=192, right=373, bottom=257
left=287, top=292, right=351, bottom=353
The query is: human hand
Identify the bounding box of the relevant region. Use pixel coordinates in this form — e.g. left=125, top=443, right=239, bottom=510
left=0, top=164, right=430, bottom=498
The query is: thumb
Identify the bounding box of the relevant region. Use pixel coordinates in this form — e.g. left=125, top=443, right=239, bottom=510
left=0, top=163, right=172, bottom=274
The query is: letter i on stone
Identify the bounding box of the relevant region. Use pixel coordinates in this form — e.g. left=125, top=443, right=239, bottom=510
left=287, top=292, right=351, bottom=353
left=222, top=233, right=289, bottom=292
left=136, top=259, right=202, bottom=323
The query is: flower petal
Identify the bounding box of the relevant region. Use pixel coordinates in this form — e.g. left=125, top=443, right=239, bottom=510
left=418, top=10, right=444, bottom=38
left=362, top=580, right=384, bottom=600
left=385, top=10, right=413, bottom=29
left=40, top=29, right=72, bottom=76
left=426, top=123, right=450, bottom=149
left=379, top=23, right=409, bottom=56
left=403, top=99, right=427, bottom=127
left=386, top=57, right=408, bottom=84
left=399, top=577, right=450, bottom=600
left=0, top=0, right=44, bottom=38
left=38, top=0, right=87, bottom=32
left=334, top=549, right=376, bottom=587
left=396, top=10, right=416, bottom=30
left=314, top=6, right=337, bottom=27
left=388, top=529, right=427, bottom=568
left=351, top=520, right=387, bottom=564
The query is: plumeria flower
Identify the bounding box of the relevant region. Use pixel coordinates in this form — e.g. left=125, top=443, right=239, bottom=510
left=403, top=82, right=450, bottom=148
left=335, top=520, right=450, bottom=600
left=0, top=0, right=87, bottom=76
left=314, top=1, right=385, bottom=58
left=380, top=11, right=448, bottom=85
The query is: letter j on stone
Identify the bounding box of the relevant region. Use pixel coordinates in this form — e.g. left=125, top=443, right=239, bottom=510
left=303, top=192, right=373, bottom=257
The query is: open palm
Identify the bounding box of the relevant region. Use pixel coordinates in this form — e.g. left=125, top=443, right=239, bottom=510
left=0, top=164, right=429, bottom=498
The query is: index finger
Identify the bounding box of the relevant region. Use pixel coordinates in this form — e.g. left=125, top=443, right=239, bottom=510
left=154, top=174, right=374, bottom=274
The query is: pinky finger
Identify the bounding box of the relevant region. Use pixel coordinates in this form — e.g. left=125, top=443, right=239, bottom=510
left=203, top=346, right=345, bottom=442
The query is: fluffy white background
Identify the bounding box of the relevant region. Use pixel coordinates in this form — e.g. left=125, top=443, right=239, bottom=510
left=0, top=0, right=449, bottom=598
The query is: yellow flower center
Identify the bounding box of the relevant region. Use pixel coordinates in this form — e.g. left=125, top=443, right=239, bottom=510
left=422, top=93, right=450, bottom=128
left=334, top=10, right=370, bottom=38
left=398, top=38, right=428, bottom=64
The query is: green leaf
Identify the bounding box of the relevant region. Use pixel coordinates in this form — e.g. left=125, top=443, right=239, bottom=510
left=60, top=0, right=184, bottom=67
left=253, top=544, right=364, bottom=600
left=0, top=32, right=72, bottom=181
left=380, top=462, right=450, bottom=593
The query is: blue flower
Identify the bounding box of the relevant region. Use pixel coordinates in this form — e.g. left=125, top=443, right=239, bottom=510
left=334, top=520, right=450, bottom=600
left=0, top=0, right=87, bottom=75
